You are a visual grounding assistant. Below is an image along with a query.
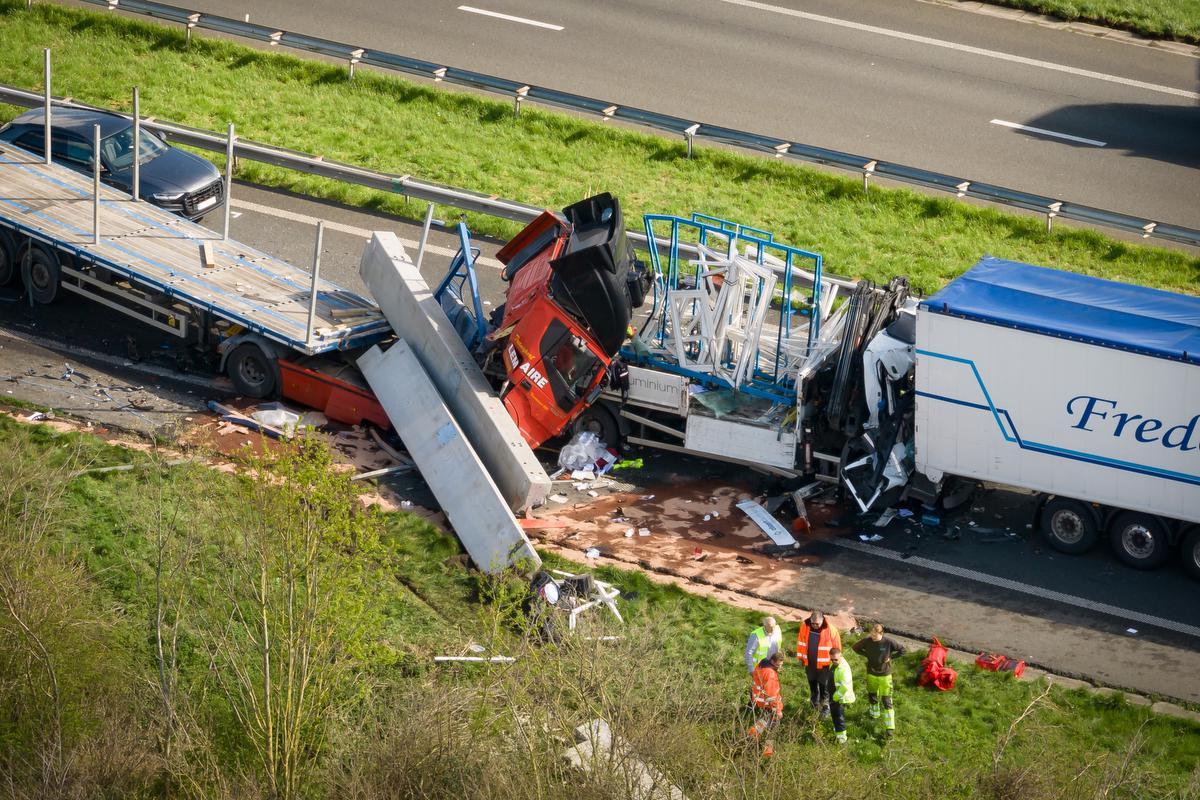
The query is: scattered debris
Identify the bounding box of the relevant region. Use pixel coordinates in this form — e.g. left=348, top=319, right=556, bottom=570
left=433, top=656, right=516, bottom=664
left=874, top=508, right=898, bottom=528
left=1126, top=628, right=1139, bottom=636
left=549, top=494, right=569, bottom=504
left=859, top=534, right=884, bottom=543
left=349, top=464, right=413, bottom=482
left=736, top=500, right=797, bottom=547
left=562, top=719, right=689, bottom=800
left=207, top=400, right=288, bottom=439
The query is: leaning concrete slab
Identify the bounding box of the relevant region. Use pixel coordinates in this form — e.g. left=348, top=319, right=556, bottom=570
left=358, top=341, right=540, bottom=573
left=360, top=233, right=549, bottom=511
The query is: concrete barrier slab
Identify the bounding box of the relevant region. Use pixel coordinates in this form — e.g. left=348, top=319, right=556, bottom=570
left=360, top=232, right=550, bottom=511
left=358, top=341, right=539, bottom=572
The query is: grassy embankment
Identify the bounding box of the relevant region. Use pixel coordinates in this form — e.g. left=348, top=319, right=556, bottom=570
left=0, top=1, right=1196, bottom=298
left=1, top=412, right=1198, bottom=799
left=984, top=0, right=1200, bottom=43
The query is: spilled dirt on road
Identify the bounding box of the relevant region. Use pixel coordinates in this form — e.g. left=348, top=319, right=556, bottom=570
left=530, top=476, right=858, bottom=630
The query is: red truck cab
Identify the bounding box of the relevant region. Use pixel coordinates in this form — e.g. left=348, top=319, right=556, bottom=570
left=494, top=194, right=647, bottom=448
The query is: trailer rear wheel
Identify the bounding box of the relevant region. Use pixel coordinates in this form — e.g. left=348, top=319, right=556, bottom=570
left=227, top=342, right=278, bottom=398
left=20, top=243, right=61, bottom=304
left=1040, top=498, right=1098, bottom=555
left=1182, top=527, right=1200, bottom=581
left=1109, top=512, right=1170, bottom=570
left=0, top=231, right=16, bottom=285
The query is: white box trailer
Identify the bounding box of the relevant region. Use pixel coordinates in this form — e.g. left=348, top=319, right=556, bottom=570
left=914, top=257, right=1200, bottom=573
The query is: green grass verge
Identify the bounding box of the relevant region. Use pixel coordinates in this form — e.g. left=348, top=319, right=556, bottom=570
left=2, top=414, right=1198, bottom=798
left=0, top=2, right=1196, bottom=298
left=982, top=0, right=1200, bottom=43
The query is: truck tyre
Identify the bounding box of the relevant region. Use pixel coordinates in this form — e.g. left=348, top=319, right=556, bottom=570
left=572, top=403, right=620, bottom=450
left=1182, top=527, right=1200, bottom=582
left=1040, top=498, right=1099, bottom=555
left=0, top=231, right=16, bottom=285
left=20, top=243, right=61, bottom=304
left=226, top=342, right=278, bottom=398
left=1109, top=512, right=1170, bottom=570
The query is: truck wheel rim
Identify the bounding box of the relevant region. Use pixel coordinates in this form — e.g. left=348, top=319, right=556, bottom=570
left=239, top=359, right=266, bottom=387
left=1051, top=511, right=1084, bottom=544
left=1121, top=525, right=1155, bottom=559
left=31, top=259, right=52, bottom=290
left=1191, top=540, right=1200, bottom=572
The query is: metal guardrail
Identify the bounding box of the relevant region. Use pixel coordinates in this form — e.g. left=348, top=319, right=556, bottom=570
left=51, top=0, right=1200, bottom=248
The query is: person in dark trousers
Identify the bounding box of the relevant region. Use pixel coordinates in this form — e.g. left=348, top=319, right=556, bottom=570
left=829, top=647, right=855, bottom=744
left=851, top=623, right=906, bottom=734
left=796, top=610, right=841, bottom=718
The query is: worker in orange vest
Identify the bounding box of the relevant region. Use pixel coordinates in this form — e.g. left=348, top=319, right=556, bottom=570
left=747, top=651, right=785, bottom=758
left=796, top=610, right=841, bottom=718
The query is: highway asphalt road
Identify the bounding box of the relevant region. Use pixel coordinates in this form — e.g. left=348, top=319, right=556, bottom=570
left=101, top=0, right=1200, bottom=228
left=1, top=184, right=1197, bottom=679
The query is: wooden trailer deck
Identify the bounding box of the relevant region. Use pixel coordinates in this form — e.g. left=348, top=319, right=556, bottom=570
left=0, top=143, right=389, bottom=354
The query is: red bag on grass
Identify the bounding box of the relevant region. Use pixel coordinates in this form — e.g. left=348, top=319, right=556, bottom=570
left=918, top=636, right=957, bottom=691
left=976, top=652, right=1026, bottom=678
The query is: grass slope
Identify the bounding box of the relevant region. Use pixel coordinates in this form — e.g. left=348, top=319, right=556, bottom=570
left=0, top=2, right=1196, bottom=297
left=983, top=0, right=1200, bottom=43
left=1, top=412, right=1198, bottom=798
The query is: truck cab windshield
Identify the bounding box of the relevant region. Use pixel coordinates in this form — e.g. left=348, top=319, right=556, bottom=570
left=539, top=319, right=600, bottom=413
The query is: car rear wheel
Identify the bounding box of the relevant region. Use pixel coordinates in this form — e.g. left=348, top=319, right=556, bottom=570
left=226, top=342, right=278, bottom=398
left=1109, top=512, right=1170, bottom=570
left=1040, top=497, right=1099, bottom=555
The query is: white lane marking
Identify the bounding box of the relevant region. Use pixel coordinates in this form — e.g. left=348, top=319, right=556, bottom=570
left=229, top=198, right=504, bottom=269
left=828, top=537, right=1200, bottom=639
left=457, top=5, right=563, bottom=30
left=990, top=119, right=1107, bottom=147
left=715, top=0, right=1200, bottom=101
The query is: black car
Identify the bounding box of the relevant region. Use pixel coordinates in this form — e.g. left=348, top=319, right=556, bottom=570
left=0, top=108, right=224, bottom=222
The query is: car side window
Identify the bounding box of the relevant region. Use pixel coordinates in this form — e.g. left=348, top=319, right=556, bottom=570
left=54, top=134, right=92, bottom=167
left=13, top=130, right=46, bottom=154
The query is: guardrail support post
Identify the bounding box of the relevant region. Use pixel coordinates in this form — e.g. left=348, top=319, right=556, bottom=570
left=186, top=13, right=199, bottom=45
left=43, top=49, right=51, bottom=166
left=305, top=221, right=324, bottom=344
left=684, top=124, right=699, bottom=159
left=92, top=124, right=101, bottom=245
left=862, top=161, right=877, bottom=194
left=415, top=203, right=435, bottom=273
left=131, top=87, right=140, bottom=202
left=514, top=86, right=529, bottom=118
left=1046, top=202, right=1062, bottom=233
left=349, top=50, right=364, bottom=81
left=222, top=123, right=235, bottom=241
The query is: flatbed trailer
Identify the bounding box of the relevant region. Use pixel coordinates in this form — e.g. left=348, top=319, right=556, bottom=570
left=0, top=141, right=389, bottom=396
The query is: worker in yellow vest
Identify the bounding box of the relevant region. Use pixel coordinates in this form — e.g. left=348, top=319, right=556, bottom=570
left=829, top=647, right=856, bottom=744
left=744, top=616, right=783, bottom=675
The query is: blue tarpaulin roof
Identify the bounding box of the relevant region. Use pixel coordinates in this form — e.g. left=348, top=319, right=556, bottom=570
left=921, top=256, right=1200, bottom=365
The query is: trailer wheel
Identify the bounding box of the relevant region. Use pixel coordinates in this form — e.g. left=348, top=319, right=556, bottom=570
left=1040, top=498, right=1099, bottom=555
left=20, top=243, right=61, bottom=304
left=226, top=342, right=278, bottom=398
left=1109, top=512, right=1170, bottom=570
left=0, top=231, right=16, bottom=285
left=1181, top=527, right=1200, bottom=582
